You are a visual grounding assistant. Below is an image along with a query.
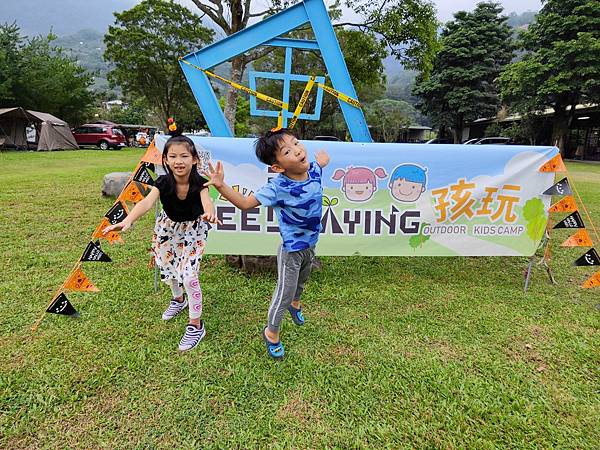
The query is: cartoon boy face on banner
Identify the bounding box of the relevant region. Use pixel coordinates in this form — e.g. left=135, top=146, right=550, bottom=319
left=332, top=166, right=387, bottom=202
left=388, top=164, right=428, bottom=202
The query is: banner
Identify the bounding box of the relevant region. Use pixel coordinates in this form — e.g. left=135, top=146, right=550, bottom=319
left=119, top=182, right=144, bottom=203
left=553, top=211, right=585, bottom=229
left=560, top=230, right=593, bottom=247
left=155, top=135, right=558, bottom=256
left=542, top=177, right=571, bottom=196
left=64, top=265, right=99, bottom=292
left=105, top=201, right=129, bottom=225
left=133, top=164, right=156, bottom=186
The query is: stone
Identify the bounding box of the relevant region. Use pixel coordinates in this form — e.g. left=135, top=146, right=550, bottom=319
left=102, top=172, right=132, bottom=197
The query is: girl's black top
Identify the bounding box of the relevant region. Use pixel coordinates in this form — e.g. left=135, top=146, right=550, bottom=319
left=155, top=175, right=207, bottom=222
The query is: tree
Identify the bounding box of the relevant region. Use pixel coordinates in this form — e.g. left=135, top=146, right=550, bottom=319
left=104, top=0, right=214, bottom=127
left=365, top=99, right=413, bottom=142
left=189, top=0, right=438, bottom=133
left=413, top=2, right=514, bottom=143
left=499, top=0, right=600, bottom=154
left=0, top=23, right=95, bottom=125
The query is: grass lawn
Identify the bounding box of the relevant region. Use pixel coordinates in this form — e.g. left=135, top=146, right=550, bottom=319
left=0, top=148, right=598, bottom=448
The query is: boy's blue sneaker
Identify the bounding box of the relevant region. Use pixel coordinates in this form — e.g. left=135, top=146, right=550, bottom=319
left=288, top=305, right=305, bottom=326
left=262, top=328, right=284, bottom=359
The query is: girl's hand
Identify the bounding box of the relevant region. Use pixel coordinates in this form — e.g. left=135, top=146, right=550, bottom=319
left=202, top=161, right=225, bottom=189
left=201, top=212, right=222, bottom=225
left=103, top=221, right=131, bottom=234
left=315, top=149, right=330, bottom=168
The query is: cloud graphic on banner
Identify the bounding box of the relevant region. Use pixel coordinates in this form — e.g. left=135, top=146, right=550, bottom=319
left=469, top=151, right=553, bottom=208
left=221, top=161, right=266, bottom=193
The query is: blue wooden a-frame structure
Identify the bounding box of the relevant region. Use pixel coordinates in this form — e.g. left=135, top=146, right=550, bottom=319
left=179, top=0, right=372, bottom=142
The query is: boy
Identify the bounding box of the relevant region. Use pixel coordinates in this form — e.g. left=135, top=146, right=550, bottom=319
left=204, top=128, right=330, bottom=359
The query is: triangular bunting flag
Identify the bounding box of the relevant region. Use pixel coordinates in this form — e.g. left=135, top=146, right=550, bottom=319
left=140, top=141, right=162, bottom=165
left=539, top=154, right=567, bottom=172
left=133, top=164, right=156, bottom=186
left=47, top=292, right=79, bottom=316
left=553, top=211, right=585, bottom=229
left=80, top=241, right=112, bottom=262
left=542, top=177, right=571, bottom=196
left=548, top=195, right=578, bottom=213
left=64, top=266, right=99, bottom=292
left=582, top=270, right=600, bottom=288
left=92, top=218, right=124, bottom=245
left=574, top=248, right=600, bottom=266
left=105, top=200, right=129, bottom=225
left=119, top=182, right=144, bottom=203
left=560, top=229, right=593, bottom=247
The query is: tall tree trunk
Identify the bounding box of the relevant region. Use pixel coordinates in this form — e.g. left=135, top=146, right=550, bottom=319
left=551, top=107, right=569, bottom=156
left=224, top=56, right=246, bottom=134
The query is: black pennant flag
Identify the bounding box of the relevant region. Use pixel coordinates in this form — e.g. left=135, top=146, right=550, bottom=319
left=105, top=201, right=128, bottom=225
left=133, top=165, right=155, bottom=186
left=553, top=211, right=585, bottom=229
left=574, top=248, right=600, bottom=266
left=80, top=241, right=112, bottom=262
left=542, top=177, right=571, bottom=196
left=47, top=292, right=80, bottom=317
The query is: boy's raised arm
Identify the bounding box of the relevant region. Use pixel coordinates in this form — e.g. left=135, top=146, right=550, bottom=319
left=203, top=161, right=260, bottom=211
left=315, top=149, right=330, bottom=168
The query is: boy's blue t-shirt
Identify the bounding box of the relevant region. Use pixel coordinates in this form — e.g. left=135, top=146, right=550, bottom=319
left=254, top=162, right=323, bottom=252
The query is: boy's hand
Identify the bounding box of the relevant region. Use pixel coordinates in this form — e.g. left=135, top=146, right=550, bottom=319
left=315, top=149, right=330, bottom=168
left=202, top=161, right=225, bottom=189
left=103, top=221, right=130, bottom=234
left=201, top=211, right=222, bottom=225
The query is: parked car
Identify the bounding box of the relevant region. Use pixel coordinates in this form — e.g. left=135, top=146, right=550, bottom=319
left=72, top=124, right=127, bottom=150
left=469, top=136, right=511, bottom=145
left=313, top=135, right=342, bottom=141
left=462, top=138, right=480, bottom=145
left=424, top=138, right=454, bottom=144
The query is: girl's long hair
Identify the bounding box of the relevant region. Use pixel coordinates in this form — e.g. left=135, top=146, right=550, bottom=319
left=161, top=135, right=205, bottom=195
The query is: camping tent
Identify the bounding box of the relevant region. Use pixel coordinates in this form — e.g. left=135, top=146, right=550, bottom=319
left=0, top=107, right=78, bottom=150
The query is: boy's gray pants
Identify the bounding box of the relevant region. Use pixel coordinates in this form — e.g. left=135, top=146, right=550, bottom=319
left=267, top=245, right=315, bottom=333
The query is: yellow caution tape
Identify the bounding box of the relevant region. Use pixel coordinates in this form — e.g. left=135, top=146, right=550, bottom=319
left=316, top=83, right=362, bottom=109
left=276, top=110, right=283, bottom=130
left=288, top=75, right=316, bottom=129
left=180, top=58, right=288, bottom=110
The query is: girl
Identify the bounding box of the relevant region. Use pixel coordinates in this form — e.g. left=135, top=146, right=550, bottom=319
left=104, top=135, right=220, bottom=352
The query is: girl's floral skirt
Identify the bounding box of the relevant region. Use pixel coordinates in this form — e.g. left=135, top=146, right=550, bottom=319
left=151, top=211, right=209, bottom=285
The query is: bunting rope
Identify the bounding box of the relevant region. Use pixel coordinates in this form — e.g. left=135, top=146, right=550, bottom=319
left=32, top=144, right=160, bottom=332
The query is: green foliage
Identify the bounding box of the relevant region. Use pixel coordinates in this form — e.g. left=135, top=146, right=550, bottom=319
left=0, top=22, right=95, bottom=124
left=346, top=0, right=440, bottom=77
left=499, top=0, right=600, bottom=150
left=104, top=0, right=214, bottom=126
left=365, top=99, right=413, bottom=142
left=414, top=2, right=514, bottom=142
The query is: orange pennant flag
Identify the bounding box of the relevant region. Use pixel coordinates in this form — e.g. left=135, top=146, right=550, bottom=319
left=548, top=195, right=578, bottom=213
left=582, top=270, right=600, bottom=288
left=539, top=154, right=567, bottom=172
left=64, top=266, right=99, bottom=292
left=92, top=218, right=124, bottom=245
left=141, top=141, right=162, bottom=165
left=119, top=182, right=144, bottom=203
left=560, top=229, right=593, bottom=247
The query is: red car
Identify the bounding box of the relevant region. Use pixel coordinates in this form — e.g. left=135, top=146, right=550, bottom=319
left=72, top=124, right=127, bottom=150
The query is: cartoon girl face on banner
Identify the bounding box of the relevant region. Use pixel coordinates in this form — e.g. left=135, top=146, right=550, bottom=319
left=389, top=164, right=428, bottom=202
left=332, top=166, right=387, bottom=202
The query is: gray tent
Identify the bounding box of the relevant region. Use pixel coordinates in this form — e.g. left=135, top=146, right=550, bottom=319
left=0, top=107, right=78, bottom=150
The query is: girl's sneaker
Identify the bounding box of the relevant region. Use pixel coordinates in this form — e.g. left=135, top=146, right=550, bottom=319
left=288, top=305, right=305, bottom=325
left=178, top=321, right=206, bottom=351
left=161, top=295, right=188, bottom=321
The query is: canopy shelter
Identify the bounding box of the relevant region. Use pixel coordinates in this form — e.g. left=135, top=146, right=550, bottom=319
left=0, top=107, right=78, bottom=150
